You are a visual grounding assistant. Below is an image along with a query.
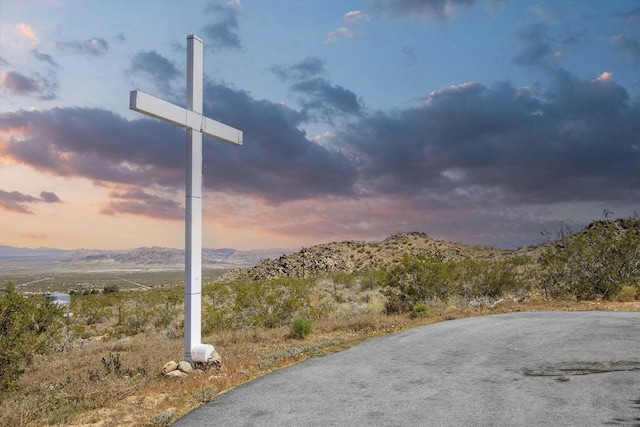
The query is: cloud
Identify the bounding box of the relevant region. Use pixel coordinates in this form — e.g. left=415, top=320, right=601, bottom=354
left=0, top=70, right=58, bottom=100
left=370, top=0, right=475, bottom=20
left=513, top=23, right=553, bottom=67
left=55, top=37, right=109, bottom=56
left=16, top=23, right=38, bottom=44
left=0, top=81, right=359, bottom=206
left=3, top=59, right=638, bottom=242
left=345, top=10, right=370, bottom=22
left=271, top=57, right=362, bottom=122
left=272, top=57, right=326, bottom=81
left=40, top=191, right=61, bottom=203
left=0, top=57, right=10, bottom=67
left=338, top=71, right=640, bottom=209
left=325, top=26, right=362, bottom=44
left=202, top=1, right=242, bottom=51
left=99, top=188, right=183, bottom=220
left=291, top=78, right=363, bottom=121
left=612, top=34, right=640, bottom=67
left=31, top=49, right=58, bottom=67
left=325, top=10, right=369, bottom=44
left=127, top=51, right=181, bottom=94
left=200, top=81, right=359, bottom=200
left=0, top=189, right=61, bottom=214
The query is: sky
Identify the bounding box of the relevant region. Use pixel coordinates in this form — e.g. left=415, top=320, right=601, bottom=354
left=0, top=0, right=639, bottom=251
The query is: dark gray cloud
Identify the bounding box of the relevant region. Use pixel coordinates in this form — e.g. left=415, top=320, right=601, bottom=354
left=99, top=188, right=183, bottom=220
left=1, top=71, right=39, bottom=95
left=271, top=57, right=326, bottom=81
left=55, top=37, right=109, bottom=56
left=514, top=23, right=553, bottom=67
left=0, top=70, right=58, bottom=100
left=370, top=0, right=475, bottom=19
left=40, top=191, right=61, bottom=203
left=272, top=58, right=362, bottom=122
left=2, top=57, right=638, bottom=227
left=0, top=190, right=61, bottom=214
left=201, top=2, right=242, bottom=51
left=338, top=72, right=640, bottom=207
left=0, top=190, right=39, bottom=213
left=612, top=34, right=640, bottom=67
left=291, top=78, right=363, bottom=121
left=201, top=81, right=359, bottom=200
left=0, top=81, right=359, bottom=216
left=31, top=49, right=58, bottom=67
left=127, top=51, right=181, bottom=94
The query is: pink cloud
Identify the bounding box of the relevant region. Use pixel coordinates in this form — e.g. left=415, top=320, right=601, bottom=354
left=16, top=23, right=38, bottom=44
left=325, top=26, right=361, bottom=44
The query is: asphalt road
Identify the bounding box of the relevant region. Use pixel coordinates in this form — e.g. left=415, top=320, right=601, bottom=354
left=174, top=311, right=640, bottom=426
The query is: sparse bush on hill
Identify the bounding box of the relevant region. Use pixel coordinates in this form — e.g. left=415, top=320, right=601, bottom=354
left=457, top=258, right=525, bottom=299
left=411, top=303, right=431, bottom=319
left=0, top=283, right=64, bottom=392
left=290, top=317, right=313, bottom=339
left=381, top=254, right=459, bottom=313
left=103, top=284, right=119, bottom=293
left=540, top=215, right=640, bottom=300
left=202, top=278, right=315, bottom=332
left=381, top=254, right=530, bottom=314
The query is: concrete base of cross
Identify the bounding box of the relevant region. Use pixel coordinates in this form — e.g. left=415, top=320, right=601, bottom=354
left=190, top=343, right=217, bottom=363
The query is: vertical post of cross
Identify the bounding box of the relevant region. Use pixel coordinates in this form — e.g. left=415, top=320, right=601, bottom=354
left=129, top=35, right=243, bottom=364
left=185, top=35, right=204, bottom=363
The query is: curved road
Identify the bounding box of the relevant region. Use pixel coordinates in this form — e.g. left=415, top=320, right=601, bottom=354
left=175, top=312, right=640, bottom=426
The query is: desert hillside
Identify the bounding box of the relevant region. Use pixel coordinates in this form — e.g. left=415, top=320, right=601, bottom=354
left=219, top=231, right=520, bottom=282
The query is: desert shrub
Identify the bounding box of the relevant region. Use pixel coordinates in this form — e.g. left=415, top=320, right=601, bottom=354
left=458, top=259, right=522, bottom=299
left=147, top=409, right=176, bottom=427
left=411, top=303, right=431, bottom=319
left=540, top=215, right=640, bottom=300
left=74, top=299, right=109, bottom=325
left=203, top=278, right=313, bottom=330
left=103, top=284, right=119, bottom=293
left=358, top=268, right=387, bottom=291
left=115, top=303, right=151, bottom=337
left=617, top=285, right=638, bottom=302
left=0, top=284, right=64, bottom=392
left=290, top=317, right=313, bottom=339
left=332, top=271, right=355, bottom=289
left=150, top=301, right=176, bottom=330
left=381, top=254, right=458, bottom=313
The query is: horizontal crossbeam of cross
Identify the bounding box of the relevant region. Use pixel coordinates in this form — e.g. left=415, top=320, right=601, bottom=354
left=130, top=90, right=243, bottom=146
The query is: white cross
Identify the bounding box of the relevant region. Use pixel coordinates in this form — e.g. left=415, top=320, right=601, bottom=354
left=129, top=35, right=243, bottom=363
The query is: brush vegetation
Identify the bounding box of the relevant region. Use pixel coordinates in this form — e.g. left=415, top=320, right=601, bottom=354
left=1, top=215, right=638, bottom=426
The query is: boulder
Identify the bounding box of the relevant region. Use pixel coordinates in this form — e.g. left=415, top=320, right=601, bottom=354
left=178, top=360, right=193, bottom=373
left=165, top=369, right=187, bottom=378
left=161, top=361, right=178, bottom=375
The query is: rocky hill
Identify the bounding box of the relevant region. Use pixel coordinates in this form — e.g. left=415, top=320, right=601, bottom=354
left=217, top=232, right=517, bottom=282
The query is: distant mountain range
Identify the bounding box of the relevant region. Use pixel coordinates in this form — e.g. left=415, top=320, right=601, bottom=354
left=0, top=245, right=289, bottom=267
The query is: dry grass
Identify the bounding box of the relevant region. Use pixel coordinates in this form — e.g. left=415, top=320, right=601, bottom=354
left=2, top=294, right=638, bottom=427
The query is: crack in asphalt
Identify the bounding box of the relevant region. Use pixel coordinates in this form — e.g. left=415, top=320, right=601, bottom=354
left=523, top=361, right=640, bottom=377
